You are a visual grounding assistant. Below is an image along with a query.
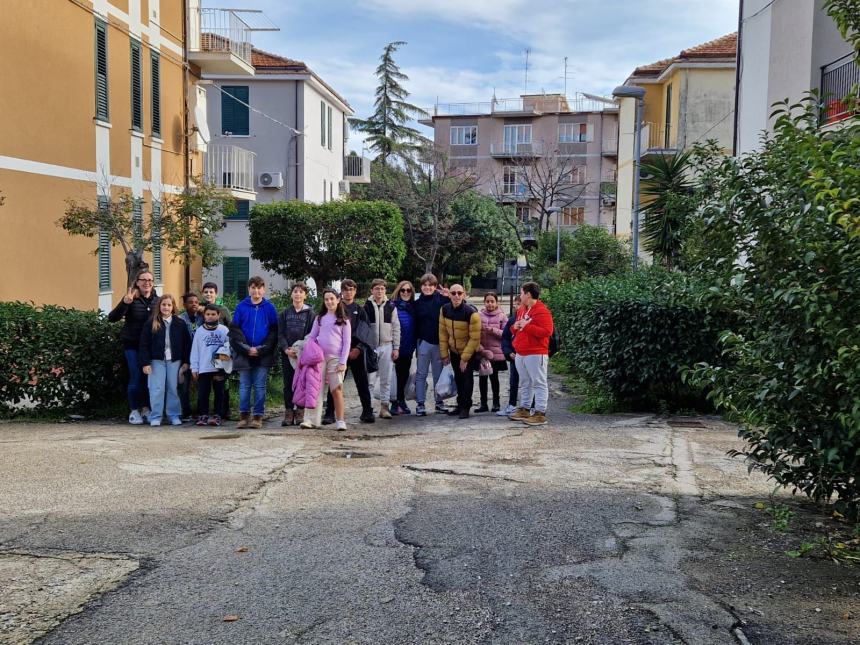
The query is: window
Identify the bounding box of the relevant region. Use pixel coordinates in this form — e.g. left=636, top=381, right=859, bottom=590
left=450, top=126, right=477, bottom=145
left=565, top=165, right=587, bottom=184
left=516, top=205, right=531, bottom=223
left=503, top=124, right=532, bottom=153
left=664, top=83, right=673, bottom=148
left=223, top=257, right=250, bottom=299
left=330, top=182, right=333, bottom=201
left=327, top=106, right=333, bottom=150
left=322, top=179, right=326, bottom=202
left=150, top=52, right=161, bottom=138
left=97, top=196, right=111, bottom=291
left=151, top=201, right=162, bottom=283
left=502, top=165, right=521, bottom=195
left=227, top=200, right=250, bottom=220
left=559, top=206, right=585, bottom=227
left=221, top=86, right=249, bottom=135
left=130, top=40, right=143, bottom=132
left=321, top=101, right=326, bottom=147
left=94, top=19, right=109, bottom=121
left=559, top=123, right=593, bottom=143
left=132, top=198, right=143, bottom=248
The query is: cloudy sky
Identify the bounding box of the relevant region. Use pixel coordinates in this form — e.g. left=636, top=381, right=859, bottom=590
left=247, top=0, right=740, bottom=152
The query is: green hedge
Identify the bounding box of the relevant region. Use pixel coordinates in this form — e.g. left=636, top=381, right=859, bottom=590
left=545, top=268, right=729, bottom=410
left=0, top=302, right=125, bottom=415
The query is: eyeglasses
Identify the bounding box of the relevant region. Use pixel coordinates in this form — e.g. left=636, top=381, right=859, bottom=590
left=138, top=279, right=153, bottom=283
left=400, top=288, right=412, bottom=293
left=449, top=290, right=464, bottom=296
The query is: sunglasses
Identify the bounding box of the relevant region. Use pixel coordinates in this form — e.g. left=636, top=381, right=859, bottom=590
left=400, top=288, right=412, bottom=293
left=449, top=290, right=465, bottom=295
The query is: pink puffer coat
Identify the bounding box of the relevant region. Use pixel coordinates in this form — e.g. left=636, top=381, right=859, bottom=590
left=292, top=337, right=324, bottom=409
left=479, top=307, right=507, bottom=361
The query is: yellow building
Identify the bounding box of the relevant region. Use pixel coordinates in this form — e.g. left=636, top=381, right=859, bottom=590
left=615, top=33, right=737, bottom=244
left=0, top=1, right=264, bottom=312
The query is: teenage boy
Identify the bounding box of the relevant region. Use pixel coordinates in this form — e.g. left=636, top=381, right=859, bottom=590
left=201, top=281, right=232, bottom=418
left=509, top=282, right=554, bottom=426
left=277, top=282, right=314, bottom=426
left=229, top=276, right=278, bottom=429
left=438, top=284, right=481, bottom=419
left=413, top=273, right=451, bottom=416
left=498, top=295, right=522, bottom=416
left=363, top=279, right=400, bottom=419
left=323, top=279, right=375, bottom=424
left=191, top=304, right=230, bottom=426
left=178, top=293, right=204, bottom=420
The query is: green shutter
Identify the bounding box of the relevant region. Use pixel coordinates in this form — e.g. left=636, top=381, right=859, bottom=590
left=130, top=40, right=142, bottom=132
left=223, top=256, right=250, bottom=298
left=97, top=196, right=111, bottom=292
left=221, top=86, right=249, bottom=135
left=94, top=19, right=109, bottom=121
left=227, top=199, right=250, bottom=220
left=132, top=198, right=143, bottom=249
left=327, top=106, right=333, bottom=150
left=151, top=52, right=161, bottom=137
left=151, top=201, right=162, bottom=282
left=321, top=100, right=326, bottom=147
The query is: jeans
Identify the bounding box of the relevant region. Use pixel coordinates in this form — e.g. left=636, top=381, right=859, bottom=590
left=239, top=366, right=269, bottom=416
left=148, top=360, right=181, bottom=424
left=450, top=351, right=475, bottom=412
left=124, top=349, right=149, bottom=411
left=197, top=371, right=225, bottom=417
left=515, top=354, right=548, bottom=413
left=415, top=340, right=444, bottom=405
left=507, top=359, right=519, bottom=407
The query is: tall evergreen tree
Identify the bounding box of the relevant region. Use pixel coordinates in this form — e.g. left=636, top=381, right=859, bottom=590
left=350, top=41, right=428, bottom=164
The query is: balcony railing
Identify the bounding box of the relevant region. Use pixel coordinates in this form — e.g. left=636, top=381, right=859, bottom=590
left=820, top=53, right=859, bottom=125
left=428, top=94, right=618, bottom=117
left=642, top=122, right=677, bottom=151
left=189, top=8, right=253, bottom=73
left=601, top=170, right=617, bottom=183
left=343, top=155, right=372, bottom=184
left=490, top=141, right=545, bottom=157
left=602, top=138, right=618, bottom=154
left=204, top=144, right=256, bottom=195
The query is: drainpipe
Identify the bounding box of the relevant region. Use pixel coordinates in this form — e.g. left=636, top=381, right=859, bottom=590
left=733, top=0, right=744, bottom=156
left=182, top=0, right=191, bottom=292
left=295, top=82, right=301, bottom=200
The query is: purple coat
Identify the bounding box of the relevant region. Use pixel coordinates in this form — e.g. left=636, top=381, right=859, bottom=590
left=479, top=308, right=507, bottom=362
left=292, top=338, right=325, bottom=409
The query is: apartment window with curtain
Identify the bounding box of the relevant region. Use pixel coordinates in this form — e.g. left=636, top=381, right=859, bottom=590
left=560, top=206, right=585, bottom=227
left=503, top=124, right=532, bottom=153
left=150, top=52, right=161, bottom=138
left=94, top=18, right=109, bottom=122
left=130, top=40, right=143, bottom=132
left=450, top=126, right=477, bottom=145
left=559, top=123, right=592, bottom=143
left=97, top=196, right=111, bottom=292
left=502, top=165, right=521, bottom=195
left=221, top=86, right=249, bottom=135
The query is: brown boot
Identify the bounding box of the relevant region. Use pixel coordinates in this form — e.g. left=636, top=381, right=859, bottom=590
left=293, top=408, right=304, bottom=426
left=236, top=412, right=250, bottom=429
left=250, top=415, right=263, bottom=429
left=282, top=409, right=294, bottom=427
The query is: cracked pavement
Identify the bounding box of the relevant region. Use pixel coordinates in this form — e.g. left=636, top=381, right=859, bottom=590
left=1, top=376, right=858, bottom=644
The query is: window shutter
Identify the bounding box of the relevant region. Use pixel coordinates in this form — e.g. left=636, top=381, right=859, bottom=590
left=151, top=52, right=161, bottom=137
left=221, top=86, right=249, bottom=135
left=94, top=19, right=109, bottom=121
left=320, top=101, right=326, bottom=147
left=228, top=200, right=250, bottom=220
left=130, top=40, right=142, bottom=132
left=132, top=198, right=143, bottom=249
left=327, top=106, right=333, bottom=150
left=224, top=257, right=249, bottom=298
left=97, top=196, right=111, bottom=292
left=151, top=201, right=162, bottom=282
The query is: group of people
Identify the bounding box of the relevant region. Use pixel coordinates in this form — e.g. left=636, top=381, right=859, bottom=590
left=110, top=270, right=555, bottom=431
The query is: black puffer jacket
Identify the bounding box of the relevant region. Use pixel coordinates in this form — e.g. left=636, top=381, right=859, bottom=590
left=108, top=291, right=158, bottom=349
left=139, top=317, right=192, bottom=366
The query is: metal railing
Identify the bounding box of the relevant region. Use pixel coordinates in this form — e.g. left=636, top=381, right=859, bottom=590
left=190, top=8, right=253, bottom=67
left=820, top=54, right=859, bottom=125
left=490, top=141, right=545, bottom=157
left=642, top=122, right=676, bottom=151
left=429, top=94, right=617, bottom=117
left=601, top=170, right=617, bottom=183
left=204, top=144, right=256, bottom=193
left=343, top=155, right=372, bottom=182
left=602, top=138, right=618, bottom=154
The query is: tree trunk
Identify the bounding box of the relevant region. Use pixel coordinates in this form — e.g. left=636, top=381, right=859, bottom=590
left=124, top=250, right=149, bottom=289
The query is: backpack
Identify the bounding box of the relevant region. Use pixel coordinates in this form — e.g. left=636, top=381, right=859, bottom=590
left=548, top=329, right=561, bottom=358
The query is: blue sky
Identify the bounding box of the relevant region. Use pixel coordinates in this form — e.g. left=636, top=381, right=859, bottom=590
left=246, top=0, right=740, bottom=152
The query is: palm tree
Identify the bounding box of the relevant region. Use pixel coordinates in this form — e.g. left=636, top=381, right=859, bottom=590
left=639, top=151, right=694, bottom=269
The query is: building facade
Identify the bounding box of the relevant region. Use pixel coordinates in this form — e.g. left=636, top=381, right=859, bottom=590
left=422, top=94, right=619, bottom=235
left=615, top=33, right=737, bottom=244
left=735, top=0, right=857, bottom=154
left=201, top=49, right=371, bottom=297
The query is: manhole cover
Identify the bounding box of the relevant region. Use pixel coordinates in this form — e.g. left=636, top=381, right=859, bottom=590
left=324, top=449, right=381, bottom=459
left=199, top=433, right=243, bottom=440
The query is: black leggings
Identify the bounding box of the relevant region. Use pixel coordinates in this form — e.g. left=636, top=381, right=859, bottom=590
left=478, top=360, right=506, bottom=406
left=394, top=353, right=412, bottom=403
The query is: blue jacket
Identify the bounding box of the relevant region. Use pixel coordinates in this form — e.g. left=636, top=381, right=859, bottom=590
left=230, top=297, right=279, bottom=370
left=501, top=314, right=516, bottom=360
left=413, top=292, right=450, bottom=345
left=393, top=298, right=416, bottom=357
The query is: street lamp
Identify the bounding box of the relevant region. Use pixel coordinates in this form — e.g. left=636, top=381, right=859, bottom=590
left=612, top=85, right=646, bottom=269
left=547, top=205, right=563, bottom=264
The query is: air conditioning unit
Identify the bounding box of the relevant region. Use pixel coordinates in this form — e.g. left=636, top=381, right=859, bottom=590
left=258, top=172, right=284, bottom=189
left=338, top=180, right=350, bottom=194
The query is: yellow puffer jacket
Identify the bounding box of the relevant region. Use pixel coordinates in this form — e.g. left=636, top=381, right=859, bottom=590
left=438, top=303, right=481, bottom=362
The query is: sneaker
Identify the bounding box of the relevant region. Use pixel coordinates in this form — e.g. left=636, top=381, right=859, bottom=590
left=141, top=408, right=151, bottom=424
left=447, top=407, right=461, bottom=416
left=299, top=420, right=316, bottom=429
left=416, top=403, right=427, bottom=416
left=434, top=402, right=448, bottom=414
left=170, top=417, right=183, bottom=426
left=196, top=416, right=209, bottom=427
left=360, top=411, right=376, bottom=424
left=128, top=410, right=144, bottom=425
left=335, top=420, right=347, bottom=431
left=398, top=401, right=412, bottom=415
left=379, top=405, right=392, bottom=419
left=389, top=402, right=401, bottom=416
left=474, top=404, right=490, bottom=413
left=523, top=411, right=548, bottom=426
left=497, top=404, right=516, bottom=417
left=209, top=415, right=222, bottom=427
left=508, top=407, right=531, bottom=421
left=149, top=418, right=162, bottom=427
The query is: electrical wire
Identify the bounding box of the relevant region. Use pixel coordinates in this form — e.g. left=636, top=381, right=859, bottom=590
left=742, top=0, right=780, bottom=23
left=210, top=84, right=305, bottom=136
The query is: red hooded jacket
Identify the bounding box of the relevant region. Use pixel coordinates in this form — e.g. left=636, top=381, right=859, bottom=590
left=511, top=299, right=554, bottom=356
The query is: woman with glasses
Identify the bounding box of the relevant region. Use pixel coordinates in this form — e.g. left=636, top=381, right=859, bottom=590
left=390, top=280, right=417, bottom=414
left=108, top=270, right=158, bottom=425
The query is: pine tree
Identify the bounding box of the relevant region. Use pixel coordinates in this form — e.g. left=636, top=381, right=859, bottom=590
left=350, top=41, right=428, bottom=164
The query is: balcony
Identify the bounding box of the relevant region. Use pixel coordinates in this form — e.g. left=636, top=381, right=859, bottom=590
left=204, top=144, right=256, bottom=200
left=602, top=138, right=618, bottom=155
left=490, top=141, right=545, bottom=158
left=343, top=155, right=372, bottom=184
left=820, top=54, right=859, bottom=126
left=642, top=122, right=677, bottom=153
left=424, top=94, right=619, bottom=119
left=189, top=8, right=254, bottom=76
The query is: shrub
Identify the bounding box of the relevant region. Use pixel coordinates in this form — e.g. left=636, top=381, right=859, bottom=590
left=0, top=302, right=125, bottom=414
left=544, top=268, right=728, bottom=410
left=530, top=225, right=630, bottom=288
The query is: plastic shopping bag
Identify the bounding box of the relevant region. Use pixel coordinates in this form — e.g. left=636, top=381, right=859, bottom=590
left=435, top=364, right=457, bottom=400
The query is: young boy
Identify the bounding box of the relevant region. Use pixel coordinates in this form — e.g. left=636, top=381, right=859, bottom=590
left=178, top=292, right=204, bottom=420
left=229, top=276, right=278, bottom=429
left=363, top=279, right=401, bottom=419
left=191, top=304, right=230, bottom=426
left=201, top=281, right=232, bottom=419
